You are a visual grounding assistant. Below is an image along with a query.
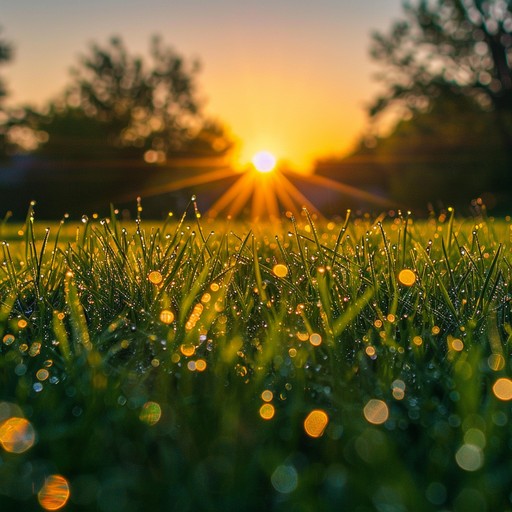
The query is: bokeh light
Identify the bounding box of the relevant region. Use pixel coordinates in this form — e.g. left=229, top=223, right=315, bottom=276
left=455, top=444, right=484, bottom=472
left=398, top=269, right=416, bottom=286
left=259, top=403, right=275, bottom=420
left=363, top=399, right=389, bottom=425
left=450, top=338, right=464, bottom=352
left=2, top=334, right=15, bottom=345
left=180, top=344, right=196, bottom=357
left=148, top=270, right=163, bottom=285
left=195, top=359, right=207, bottom=372
left=36, top=369, right=50, bottom=381
left=309, top=333, right=322, bottom=347
left=159, top=309, right=175, bottom=324
left=38, top=474, right=70, bottom=510
left=139, top=401, right=162, bottom=426
left=304, top=409, right=329, bottom=438
left=493, top=378, right=512, bottom=400
left=261, top=390, right=273, bottom=402
left=273, top=264, right=288, bottom=278
left=0, top=417, right=36, bottom=453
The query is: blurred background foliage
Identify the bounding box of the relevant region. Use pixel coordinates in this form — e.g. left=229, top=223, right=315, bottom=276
left=317, top=0, right=512, bottom=215
left=0, top=35, right=233, bottom=218
left=1, top=1, right=512, bottom=217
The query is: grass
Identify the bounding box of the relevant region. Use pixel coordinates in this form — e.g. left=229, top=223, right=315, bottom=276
left=1, top=203, right=512, bottom=511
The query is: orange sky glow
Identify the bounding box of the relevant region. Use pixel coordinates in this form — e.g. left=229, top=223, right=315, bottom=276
left=2, top=1, right=404, bottom=172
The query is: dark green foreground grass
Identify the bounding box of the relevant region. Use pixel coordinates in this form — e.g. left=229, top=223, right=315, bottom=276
left=1, top=205, right=512, bottom=511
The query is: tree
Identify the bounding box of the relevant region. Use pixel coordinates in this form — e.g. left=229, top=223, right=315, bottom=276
left=0, top=28, right=13, bottom=158
left=8, top=35, right=233, bottom=218
left=369, top=0, right=512, bottom=152
left=42, top=35, right=230, bottom=161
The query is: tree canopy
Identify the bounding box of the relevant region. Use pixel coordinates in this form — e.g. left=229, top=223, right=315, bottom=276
left=38, top=35, right=231, bottom=162
left=369, top=0, right=512, bottom=151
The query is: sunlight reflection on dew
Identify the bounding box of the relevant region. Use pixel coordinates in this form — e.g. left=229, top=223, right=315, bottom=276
left=259, top=403, right=275, bottom=420
left=304, top=409, right=329, bottom=438
left=365, top=346, right=376, bottom=358
left=413, top=336, right=423, bottom=346
left=29, top=342, right=42, bottom=357
left=0, top=417, right=36, bottom=453
left=273, top=264, right=288, bottom=278
left=36, top=369, right=50, bottom=381
left=180, top=344, right=195, bottom=357
left=38, top=474, right=70, bottom=510
left=297, top=331, right=309, bottom=342
left=148, top=270, right=163, bottom=285
left=309, top=333, right=322, bottom=347
left=363, top=399, right=389, bottom=425
left=139, top=401, right=162, bottom=426
left=195, top=359, right=207, bottom=372
left=493, top=378, right=512, bottom=400
left=450, top=338, right=464, bottom=352
left=398, top=269, right=416, bottom=286
left=261, top=390, right=273, bottom=402
left=159, top=309, right=174, bottom=324
left=2, top=334, right=15, bottom=345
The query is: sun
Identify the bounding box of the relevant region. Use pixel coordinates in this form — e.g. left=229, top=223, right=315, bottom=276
left=252, top=151, right=276, bottom=173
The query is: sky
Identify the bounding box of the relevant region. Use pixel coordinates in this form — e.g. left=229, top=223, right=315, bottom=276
left=1, top=0, right=404, bottom=171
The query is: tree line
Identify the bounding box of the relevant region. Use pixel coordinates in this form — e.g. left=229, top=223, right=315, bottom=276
left=0, top=32, right=232, bottom=217
left=318, top=0, right=512, bottom=214
left=2, top=1, right=512, bottom=216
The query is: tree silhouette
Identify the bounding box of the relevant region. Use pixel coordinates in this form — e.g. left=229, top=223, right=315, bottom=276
left=4, top=35, right=233, bottom=218
left=39, top=35, right=230, bottom=162
left=0, top=28, right=13, bottom=159
left=369, top=0, right=512, bottom=153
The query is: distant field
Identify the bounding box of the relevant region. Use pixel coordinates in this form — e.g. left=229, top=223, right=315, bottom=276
left=0, top=206, right=511, bottom=511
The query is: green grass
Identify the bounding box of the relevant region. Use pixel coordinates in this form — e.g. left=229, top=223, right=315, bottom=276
left=1, top=204, right=512, bottom=511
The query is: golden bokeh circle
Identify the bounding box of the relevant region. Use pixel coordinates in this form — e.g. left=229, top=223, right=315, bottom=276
left=398, top=269, right=416, bottom=286
left=0, top=417, right=36, bottom=453
left=493, top=378, right=512, bottom=401
left=304, top=409, right=329, bottom=438
left=363, top=399, right=389, bottom=425
left=273, top=264, right=288, bottom=278
left=38, top=474, right=70, bottom=510
left=148, top=271, right=163, bottom=285
left=159, top=309, right=175, bottom=324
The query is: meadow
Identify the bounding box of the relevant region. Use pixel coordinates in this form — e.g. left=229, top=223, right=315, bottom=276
left=0, top=202, right=512, bottom=511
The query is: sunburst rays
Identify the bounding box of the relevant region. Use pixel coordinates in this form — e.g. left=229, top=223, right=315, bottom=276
left=120, top=155, right=395, bottom=220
